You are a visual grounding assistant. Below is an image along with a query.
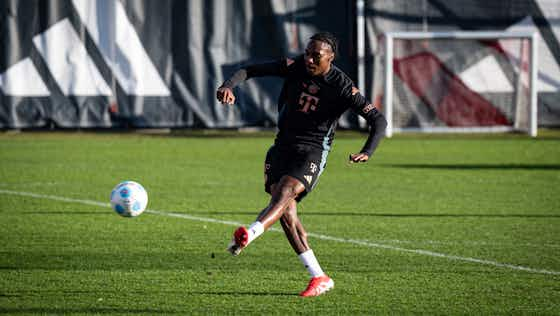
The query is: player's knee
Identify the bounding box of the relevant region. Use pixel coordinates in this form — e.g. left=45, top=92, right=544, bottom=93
left=277, top=177, right=302, bottom=199
left=278, top=185, right=298, bottom=200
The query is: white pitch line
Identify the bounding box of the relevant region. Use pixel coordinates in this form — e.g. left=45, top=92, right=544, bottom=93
left=1, top=189, right=559, bottom=276
left=361, top=238, right=560, bottom=249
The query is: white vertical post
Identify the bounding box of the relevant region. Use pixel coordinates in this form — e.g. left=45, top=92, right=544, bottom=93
left=530, top=32, right=538, bottom=137
left=512, top=39, right=525, bottom=130
left=356, top=0, right=365, bottom=93
left=384, top=34, right=394, bottom=137
left=356, top=0, right=366, bottom=128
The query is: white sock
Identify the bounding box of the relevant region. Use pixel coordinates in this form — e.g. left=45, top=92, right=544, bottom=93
left=247, top=221, right=264, bottom=244
left=298, top=249, right=325, bottom=278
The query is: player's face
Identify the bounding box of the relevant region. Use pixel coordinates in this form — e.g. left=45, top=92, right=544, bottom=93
left=304, top=40, right=334, bottom=76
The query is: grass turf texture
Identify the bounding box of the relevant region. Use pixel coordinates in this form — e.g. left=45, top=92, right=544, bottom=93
left=0, top=131, right=559, bottom=315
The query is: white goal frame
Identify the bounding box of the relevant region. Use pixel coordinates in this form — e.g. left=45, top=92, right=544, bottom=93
left=383, top=31, right=538, bottom=137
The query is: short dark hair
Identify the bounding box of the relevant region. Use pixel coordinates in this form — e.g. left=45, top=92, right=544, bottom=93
left=310, top=32, right=338, bottom=57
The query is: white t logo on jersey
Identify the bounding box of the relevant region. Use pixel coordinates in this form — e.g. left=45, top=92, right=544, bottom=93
left=298, top=92, right=320, bottom=113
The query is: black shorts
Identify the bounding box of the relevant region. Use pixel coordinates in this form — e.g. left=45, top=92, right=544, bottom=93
left=264, top=144, right=328, bottom=202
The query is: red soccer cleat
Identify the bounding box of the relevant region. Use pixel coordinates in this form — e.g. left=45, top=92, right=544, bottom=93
left=227, top=226, right=249, bottom=256
left=299, top=275, right=334, bottom=297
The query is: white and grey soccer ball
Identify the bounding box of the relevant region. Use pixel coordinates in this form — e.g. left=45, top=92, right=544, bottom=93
left=110, top=181, right=148, bottom=217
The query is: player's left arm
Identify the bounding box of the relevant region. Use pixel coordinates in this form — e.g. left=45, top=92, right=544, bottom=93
left=345, top=86, right=387, bottom=163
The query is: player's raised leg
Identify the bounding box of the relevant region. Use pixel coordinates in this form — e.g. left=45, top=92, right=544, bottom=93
left=280, top=200, right=333, bottom=297
left=256, top=176, right=305, bottom=228
left=227, top=176, right=305, bottom=256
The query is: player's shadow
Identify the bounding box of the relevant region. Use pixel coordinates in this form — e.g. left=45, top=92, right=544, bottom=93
left=19, top=211, right=107, bottom=215
left=383, top=163, right=560, bottom=170
left=201, top=211, right=560, bottom=218
left=299, top=212, right=560, bottom=218
left=0, top=307, right=178, bottom=314
left=189, top=290, right=295, bottom=297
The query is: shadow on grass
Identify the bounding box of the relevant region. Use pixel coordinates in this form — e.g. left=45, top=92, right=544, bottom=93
left=0, top=293, right=20, bottom=297
left=383, top=163, right=560, bottom=170
left=0, top=307, right=181, bottom=314
left=302, top=213, right=560, bottom=218
left=188, top=290, right=296, bottom=296
left=0, top=251, right=294, bottom=271
left=199, top=211, right=559, bottom=218
left=19, top=211, right=107, bottom=215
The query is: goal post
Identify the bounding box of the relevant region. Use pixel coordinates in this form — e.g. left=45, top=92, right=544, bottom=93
left=383, top=31, right=538, bottom=137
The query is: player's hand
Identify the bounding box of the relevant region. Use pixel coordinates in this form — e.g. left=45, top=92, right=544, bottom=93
left=348, top=152, right=370, bottom=163
left=216, top=87, right=236, bottom=105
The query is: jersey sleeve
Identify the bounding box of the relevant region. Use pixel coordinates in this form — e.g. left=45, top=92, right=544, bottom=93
left=220, top=58, right=291, bottom=89
left=342, top=85, right=388, bottom=156
left=245, top=58, right=291, bottom=78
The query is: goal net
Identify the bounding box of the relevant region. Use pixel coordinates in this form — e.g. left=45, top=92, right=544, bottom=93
left=383, top=31, right=538, bottom=137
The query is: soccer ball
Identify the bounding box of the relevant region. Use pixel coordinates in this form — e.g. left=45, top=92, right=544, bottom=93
left=110, top=181, right=148, bottom=217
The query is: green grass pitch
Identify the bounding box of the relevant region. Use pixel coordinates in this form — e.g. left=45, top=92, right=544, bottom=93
left=1, top=130, right=559, bottom=315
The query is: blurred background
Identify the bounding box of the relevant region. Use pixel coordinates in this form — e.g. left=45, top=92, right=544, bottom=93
left=1, top=0, right=559, bottom=131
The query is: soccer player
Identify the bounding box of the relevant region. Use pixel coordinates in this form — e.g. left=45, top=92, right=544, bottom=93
left=216, top=32, right=387, bottom=297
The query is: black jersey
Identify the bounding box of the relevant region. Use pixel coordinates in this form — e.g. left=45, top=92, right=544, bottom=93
left=223, top=55, right=386, bottom=155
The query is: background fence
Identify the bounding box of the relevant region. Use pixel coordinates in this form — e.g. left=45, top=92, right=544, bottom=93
left=1, top=0, right=559, bottom=129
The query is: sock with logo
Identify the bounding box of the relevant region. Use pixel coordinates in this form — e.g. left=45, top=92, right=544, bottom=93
left=247, top=221, right=264, bottom=244
left=298, top=249, right=325, bottom=277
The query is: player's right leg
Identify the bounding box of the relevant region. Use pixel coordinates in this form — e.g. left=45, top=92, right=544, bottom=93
left=227, top=176, right=304, bottom=256
left=256, top=176, right=305, bottom=228
left=228, top=146, right=276, bottom=256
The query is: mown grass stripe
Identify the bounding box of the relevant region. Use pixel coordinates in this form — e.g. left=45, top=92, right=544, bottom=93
left=1, top=188, right=559, bottom=276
